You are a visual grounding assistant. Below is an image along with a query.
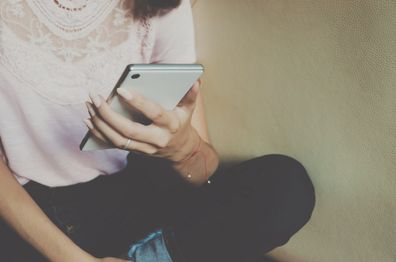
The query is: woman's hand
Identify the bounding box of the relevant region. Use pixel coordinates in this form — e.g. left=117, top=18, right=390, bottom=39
left=84, top=80, right=201, bottom=163
left=95, top=258, right=132, bottom=262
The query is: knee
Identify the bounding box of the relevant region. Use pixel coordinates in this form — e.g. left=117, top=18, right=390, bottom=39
left=271, top=154, right=315, bottom=238
left=246, top=154, right=316, bottom=242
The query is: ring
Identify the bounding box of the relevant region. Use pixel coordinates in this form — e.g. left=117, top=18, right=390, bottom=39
left=123, top=138, right=132, bottom=150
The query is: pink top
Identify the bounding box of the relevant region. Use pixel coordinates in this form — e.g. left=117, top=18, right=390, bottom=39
left=0, top=0, right=196, bottom=186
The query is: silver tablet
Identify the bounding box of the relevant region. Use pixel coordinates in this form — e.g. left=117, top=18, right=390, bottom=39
left=79, top=63, right=204, bottom=151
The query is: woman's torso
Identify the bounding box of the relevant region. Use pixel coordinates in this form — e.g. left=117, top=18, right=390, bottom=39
left=0, top=0, right=156, bottom=186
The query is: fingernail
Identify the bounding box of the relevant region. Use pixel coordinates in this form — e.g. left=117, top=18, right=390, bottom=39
left=89, top=91, right=102, bottom=107
left=85, top=102, right=96, bottom=117
left=83, top=118, right=94, bottom=129
left=117, top=88, right=133, bottom=100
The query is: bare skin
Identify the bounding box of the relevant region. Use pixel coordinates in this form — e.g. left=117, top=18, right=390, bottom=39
left=0, top=80, right=219, bottom=261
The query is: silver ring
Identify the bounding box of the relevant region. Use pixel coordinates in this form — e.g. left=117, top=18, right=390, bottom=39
left=123, top=138, right=132, bottom=150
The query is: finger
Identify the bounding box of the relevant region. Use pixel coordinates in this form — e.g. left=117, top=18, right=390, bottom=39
left=86, top=100, right=159, bottom=143
left=116, top=88, right=177, bottom=128
left=122, top=137, right=158, bottom=155
left=83, top=118, right=109, bottom=143
left=89, top=110, right=159, bottom=154
left=178, top=80, right=200, bottom=110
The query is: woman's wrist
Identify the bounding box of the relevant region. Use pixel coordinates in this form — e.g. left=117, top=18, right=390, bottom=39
left=46, top=240, right=94, bottom=262
left=170, top=128, right=219, bottom=186
left=174, top=129, right=202, bottom=165
left=170, top=126, right=201, bottom=164
left=70, top=251, right=96, bottom=262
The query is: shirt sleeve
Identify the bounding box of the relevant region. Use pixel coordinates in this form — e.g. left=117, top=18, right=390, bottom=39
left=149, top=0, right=197, bottom=63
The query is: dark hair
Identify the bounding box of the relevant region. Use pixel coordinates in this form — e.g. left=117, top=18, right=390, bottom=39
left=133, top=0, right=182, bottom=19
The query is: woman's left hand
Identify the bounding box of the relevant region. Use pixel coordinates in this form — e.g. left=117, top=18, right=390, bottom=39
left=84, top=80, right=201, bottom=163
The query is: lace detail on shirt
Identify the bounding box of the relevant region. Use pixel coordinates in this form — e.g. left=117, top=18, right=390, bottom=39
left=0, top=0, right=155, bottom=105
left=26, top=0, right=120, bottom=40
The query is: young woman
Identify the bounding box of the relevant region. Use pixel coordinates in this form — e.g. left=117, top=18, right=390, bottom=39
left=0, top=0, right=315, bottom=261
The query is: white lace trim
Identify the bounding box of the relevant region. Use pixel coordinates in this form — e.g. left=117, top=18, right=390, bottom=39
left=0, top=0, right=143, bottom=62
left=26, top=0, right=120, bottom=40
left=0, top=0, right=155, bottom=105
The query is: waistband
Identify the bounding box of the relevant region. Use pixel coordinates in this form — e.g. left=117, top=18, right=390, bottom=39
left=23, top=169, right=126, bottom=205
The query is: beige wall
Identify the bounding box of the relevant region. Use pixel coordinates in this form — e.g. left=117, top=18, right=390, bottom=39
left=192, top=1, right=396, bottom=261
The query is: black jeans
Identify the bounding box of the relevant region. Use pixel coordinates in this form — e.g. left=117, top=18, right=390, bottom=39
left=0, top=153, right=315, bottom=262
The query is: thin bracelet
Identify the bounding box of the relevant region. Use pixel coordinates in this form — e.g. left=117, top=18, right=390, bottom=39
left=187, top=149, right=210, bottom=184
left=184, top=135, right=211, bottom=184
left=178, top=132, right=202, bottom=164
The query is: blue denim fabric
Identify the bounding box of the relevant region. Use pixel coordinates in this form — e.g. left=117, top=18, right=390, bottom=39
left=127, top=229, right=173, bottom=262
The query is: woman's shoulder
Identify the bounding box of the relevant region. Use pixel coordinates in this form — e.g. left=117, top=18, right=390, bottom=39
left=149, top=0, right=196, bottom=64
